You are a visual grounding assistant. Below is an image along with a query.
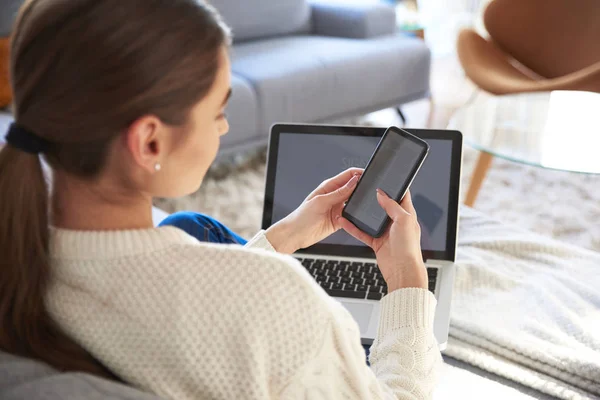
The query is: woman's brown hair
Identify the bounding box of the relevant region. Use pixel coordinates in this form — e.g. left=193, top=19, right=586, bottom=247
left=0, top=0, right=230, bottom=378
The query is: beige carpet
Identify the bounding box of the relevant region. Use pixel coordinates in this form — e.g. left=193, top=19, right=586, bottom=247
left=155, top=55, right=600, bottom=253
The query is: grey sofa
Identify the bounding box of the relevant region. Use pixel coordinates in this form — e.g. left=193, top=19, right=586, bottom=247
left=0, top=351, right=162, bottom=400
left=0, top=0, right=20, bottom=37
left=217, top=0, right=431, bottom=154
left=1, top=0, right=431, bottom=155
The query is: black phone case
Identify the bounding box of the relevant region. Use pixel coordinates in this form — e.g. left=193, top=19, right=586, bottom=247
left=341, top=126, right=429, bottom=238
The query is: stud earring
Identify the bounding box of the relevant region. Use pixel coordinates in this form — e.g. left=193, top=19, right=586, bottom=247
left=154, top=162, right=161, bottom=172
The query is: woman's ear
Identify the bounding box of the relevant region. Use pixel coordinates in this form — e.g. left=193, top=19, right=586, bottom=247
left=125, top=115, right=165, bottom=174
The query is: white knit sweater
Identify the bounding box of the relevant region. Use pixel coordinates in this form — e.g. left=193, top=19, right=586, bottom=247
left=46, top=226, right=442, bottom=399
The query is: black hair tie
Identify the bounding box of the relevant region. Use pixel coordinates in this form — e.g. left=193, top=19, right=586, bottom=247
left=5, top=123, right=50, bottom=155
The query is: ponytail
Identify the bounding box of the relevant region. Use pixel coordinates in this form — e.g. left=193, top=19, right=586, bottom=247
left=0, top=145, right=116, bottom=378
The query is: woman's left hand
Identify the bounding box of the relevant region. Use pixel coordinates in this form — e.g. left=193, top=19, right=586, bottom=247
left=266, top=168, right=362, bottom=253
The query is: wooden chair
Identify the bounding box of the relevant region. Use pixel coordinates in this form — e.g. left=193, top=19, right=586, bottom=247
left=457, top=0, right=600, bottom=95
left=456, top=0, right=600, bottom=206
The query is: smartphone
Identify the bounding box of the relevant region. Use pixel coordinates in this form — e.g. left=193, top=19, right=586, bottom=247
left=342, top=126, right=429, bottom=238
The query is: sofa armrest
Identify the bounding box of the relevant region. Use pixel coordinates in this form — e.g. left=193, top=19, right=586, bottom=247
left=309, top=0, right=397, bottom=39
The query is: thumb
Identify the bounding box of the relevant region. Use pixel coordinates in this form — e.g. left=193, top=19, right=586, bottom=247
left=376, top=189, right=408, bottom=221
left=321, top=174, right=359, bottom=204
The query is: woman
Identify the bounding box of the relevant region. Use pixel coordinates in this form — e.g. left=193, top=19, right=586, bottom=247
left=0, top=0, right=442, bottom=399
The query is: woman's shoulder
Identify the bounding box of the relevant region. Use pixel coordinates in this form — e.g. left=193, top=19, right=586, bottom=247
left=51, top=225, right=340, bottom=322
left=171, top=235, right=345, bottom=306
left=136, top=235, right=340, bottom=330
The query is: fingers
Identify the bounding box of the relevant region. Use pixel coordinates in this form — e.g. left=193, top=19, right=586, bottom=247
left=315, top=170, right=361, bottom=206
left=319, top=168, right=363, bottom=194
left=337, top=217, right=373, bottom=247
left=376, top=189, right=410, bottom=221
left=305, top=168, right=363, bottom=202
left=400, top=190, right=417, bottom=216
left=324, top=173, right=359, bottom=204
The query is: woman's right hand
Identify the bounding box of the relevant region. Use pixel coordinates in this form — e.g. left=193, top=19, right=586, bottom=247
left=338, top=190, right=428, bottom=292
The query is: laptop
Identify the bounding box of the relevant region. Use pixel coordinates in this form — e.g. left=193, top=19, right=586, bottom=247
left=262, top=124, right=463, bottom=349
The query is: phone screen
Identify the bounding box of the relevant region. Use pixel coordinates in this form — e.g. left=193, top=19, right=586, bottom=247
left=343, top=128, right=428, bottom=235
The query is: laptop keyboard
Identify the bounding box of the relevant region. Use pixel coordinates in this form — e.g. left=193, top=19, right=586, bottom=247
left=297, top=258, right=438, bottom=300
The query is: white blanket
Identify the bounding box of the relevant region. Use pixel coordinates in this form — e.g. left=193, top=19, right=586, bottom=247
left=445, top=208, right=600, bottom=400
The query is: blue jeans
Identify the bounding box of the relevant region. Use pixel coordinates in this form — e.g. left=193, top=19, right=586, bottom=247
left=159, top=212, right=248, bottom=245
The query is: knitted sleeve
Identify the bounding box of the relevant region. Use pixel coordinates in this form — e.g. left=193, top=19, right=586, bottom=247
left=367, top=289, right=442, bottom=399
left=279, top=286, right=442, bottom=399
left=244, top=230, right=275, bottom=251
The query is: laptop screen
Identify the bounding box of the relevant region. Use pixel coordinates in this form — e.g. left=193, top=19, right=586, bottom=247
left=263, top=125, right=462, bottom=262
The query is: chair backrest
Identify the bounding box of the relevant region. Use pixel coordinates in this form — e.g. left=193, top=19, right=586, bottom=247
left=483, top=0, right=600, bottom=78
left=209, top=0, right=312, bottom=42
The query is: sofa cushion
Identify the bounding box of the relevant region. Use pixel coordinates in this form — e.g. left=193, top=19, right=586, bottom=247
left=310, top=0, right=397, bottom=39
left=210, top=0, right=311, bottom=42
left=0, top=351, right=162, bottom=400
left=231, top=34, right=430, bottom=132
left=0, top=110, right=11, bottom=135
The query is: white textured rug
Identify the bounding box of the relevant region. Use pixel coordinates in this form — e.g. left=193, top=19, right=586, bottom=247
left=448, top=207, right=600, bottom=400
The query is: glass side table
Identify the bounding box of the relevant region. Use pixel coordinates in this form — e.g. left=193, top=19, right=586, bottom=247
left=448, top=90, right=600, bottom=206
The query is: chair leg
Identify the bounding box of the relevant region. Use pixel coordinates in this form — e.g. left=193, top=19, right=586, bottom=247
left=395, top=107, right=407, bottom=126
left=464, top=151, right=494, bottom=207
